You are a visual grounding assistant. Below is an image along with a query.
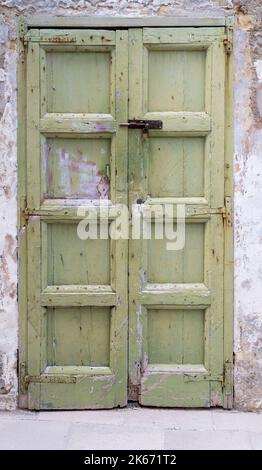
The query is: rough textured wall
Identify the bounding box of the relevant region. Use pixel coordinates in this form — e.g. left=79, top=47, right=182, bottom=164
left=0, top=10, right=17, bottom=410
left=233, top=2, right=262, bottom=410
left=0, top=0, right=261, bottom=410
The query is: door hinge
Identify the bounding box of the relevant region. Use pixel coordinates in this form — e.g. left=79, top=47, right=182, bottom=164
left=19, top=364, right=83, bottom=392
left=224, top=17, right=233, bottom=55
left=223, top=38, right=232, bottom=54
left=22, top=36, right=29, bottom=46
left=18, top=24, right=28, bottom=64
left=184, top=373, right=223, bottom=383
left=222, top=196, right=232, bottom=227
left=223, top=360, right=233, bottom=408
left=19, top=362, right=29, bottom=393
left=20, top=197, right=29, bottom=227
left=184, top=362, right=233, bottom=386
left=18, top=17, right=28, bottom=41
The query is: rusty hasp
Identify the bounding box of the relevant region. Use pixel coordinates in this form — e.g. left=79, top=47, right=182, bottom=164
left=119, top=119, right=163, bottom=133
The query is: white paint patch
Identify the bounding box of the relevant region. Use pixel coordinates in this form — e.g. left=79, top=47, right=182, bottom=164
left=0, top=69, right=5, bottom=82
left=255, top=60, right=262, bottom=82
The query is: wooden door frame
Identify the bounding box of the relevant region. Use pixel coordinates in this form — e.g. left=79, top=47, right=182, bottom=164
left=17, top=16, right=233, bottom=409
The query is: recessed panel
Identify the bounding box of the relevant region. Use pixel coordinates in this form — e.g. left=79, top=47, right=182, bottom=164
left=43, top=138, right=110, bottom=199
left=148, top=50, right=206, bottom=112
left=147, top=223, right=204, bottom=283
left=148, top=309, right=204, bottom=364
left=46, top=51, right=111, bottom=113
left=47, top=307, right=110, bottom=366
left=46, top=223, right=110, bottom=285
left=148, top=137, right=205, bottom=197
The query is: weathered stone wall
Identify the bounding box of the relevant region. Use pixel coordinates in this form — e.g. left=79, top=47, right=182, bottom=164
left=233, top=2, right=262, bottom=410
left=0, top=0, right=261, bottom=410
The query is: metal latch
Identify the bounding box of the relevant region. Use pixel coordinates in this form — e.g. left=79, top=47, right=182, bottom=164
left=120, top=119, right=163, bottom=134
left=222, top=196, right=232, bottom=227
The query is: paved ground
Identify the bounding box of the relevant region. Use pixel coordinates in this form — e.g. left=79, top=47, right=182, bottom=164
left=0, top=407, right=261, bottom=450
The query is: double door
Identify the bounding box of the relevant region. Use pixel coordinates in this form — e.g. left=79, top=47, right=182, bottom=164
left=21, top=26, right=229, bottom=409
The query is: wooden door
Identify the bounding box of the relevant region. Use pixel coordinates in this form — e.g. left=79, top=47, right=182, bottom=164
left=23, top=29, right=128, bottom=409
left=128, top=27, right=227, bottom=407
left=21, top=25, right=231, bottom=409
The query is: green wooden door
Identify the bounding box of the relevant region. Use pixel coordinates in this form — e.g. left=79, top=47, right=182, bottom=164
left=22, top=25, right=230, bottom=409
left=128, top=27, right=227, bottom=407
left=24, top=29, right=128, bottom=409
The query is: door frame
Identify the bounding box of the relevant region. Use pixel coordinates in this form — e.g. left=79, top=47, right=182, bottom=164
left=17, top=15, right=233, bottom=409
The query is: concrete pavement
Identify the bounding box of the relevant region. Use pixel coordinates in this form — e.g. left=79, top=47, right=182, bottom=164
left=0, top=407, right=262, bottom=450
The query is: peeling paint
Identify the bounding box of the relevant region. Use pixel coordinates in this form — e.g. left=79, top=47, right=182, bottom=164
left=255, top=59, right=262, bottom=81
left=45, top=143, right=110, bottom=199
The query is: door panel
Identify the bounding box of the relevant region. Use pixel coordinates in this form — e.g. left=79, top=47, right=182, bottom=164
left=46, top=51, right=111, bottom=114
left=45, top=223, right=110, bottom=285
left=46, top=307, right=110, bottom=366
left=128, top=27, right=226, bottom=407
left=25, top=29, right=128, bottom=409
left=147, top=137, right=205, bottom=198
left=43, top=138, right=111, bottom=199
left=147, top=50, right=206, bottom=112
